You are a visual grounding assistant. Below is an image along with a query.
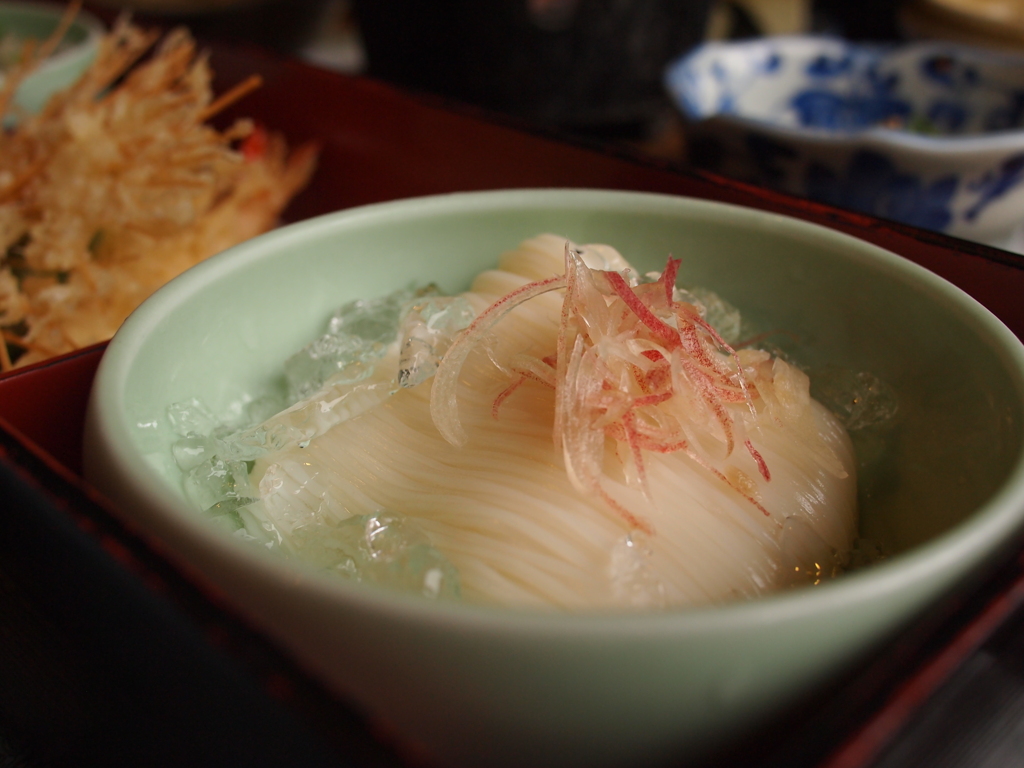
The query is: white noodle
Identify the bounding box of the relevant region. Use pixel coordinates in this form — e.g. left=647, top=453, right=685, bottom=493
left=242, top=235, right=857, bottom=609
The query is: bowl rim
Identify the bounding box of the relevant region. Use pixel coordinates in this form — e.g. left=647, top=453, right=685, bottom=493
left=86, top=187, right=1024, bottom=638
left=666, top=34, right=1024, bottom=152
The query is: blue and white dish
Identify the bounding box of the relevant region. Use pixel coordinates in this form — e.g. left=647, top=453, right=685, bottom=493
left=666, top=36, right=1024, bottom=250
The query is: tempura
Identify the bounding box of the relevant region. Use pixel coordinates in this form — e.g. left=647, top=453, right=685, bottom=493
left=0, top=13, right=317, bottom=368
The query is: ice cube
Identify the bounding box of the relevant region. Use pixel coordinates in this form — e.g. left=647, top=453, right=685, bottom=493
left=285, top=285, right=440, bottom=400
left=287, top=511, right=460, bottom=600
left=398, top=295, right=475, bottom=388
left=167, top=397, right=217, bottom=437
left=182, top=455, right=255, bottom=514
left=284, top=332, right=382, bottom=400
left=609, top=531, right=667, bottom=608
left=171, top=434, right=217, bottom=471
left=690, top=286, right=742, bottom=345
left=327, top=290, right=412, bottom=343
left=810, top=364, right=899, bottom=431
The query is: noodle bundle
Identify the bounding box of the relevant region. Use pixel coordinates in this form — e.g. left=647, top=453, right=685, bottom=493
left=182, top=235, right=858, bottom=610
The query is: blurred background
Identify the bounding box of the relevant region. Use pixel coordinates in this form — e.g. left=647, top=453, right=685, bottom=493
left=81, top=0, right=1024, bottom=255
left=7, top=0, right=1023, bottom=256
left=84, top=0, right=915, bottom=152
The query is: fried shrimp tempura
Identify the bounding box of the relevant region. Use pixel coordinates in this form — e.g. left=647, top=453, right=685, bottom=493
left=0, top=14, right=318, bottom=369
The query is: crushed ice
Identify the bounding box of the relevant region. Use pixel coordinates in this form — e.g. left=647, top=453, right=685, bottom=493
left=164, top=283, right=474, bottom=600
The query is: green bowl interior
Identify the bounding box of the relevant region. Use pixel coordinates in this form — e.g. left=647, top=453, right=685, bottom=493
left=112, top=190, right=1024, bottom=565
left=0, top=2, right=103, bottom=115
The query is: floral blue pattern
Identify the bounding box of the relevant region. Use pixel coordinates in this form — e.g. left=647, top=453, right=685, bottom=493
left=805, top=151, right=957, bottom=231
left=806, top=53, right=852, bottom=77
left=790, top=88, right=910, bottom=130
left=791, top=53, right=913, bottom=130
left=666, top=36, right=1024, bottom=136
left=965, top=153, right=1024, bottom=221
left=921, top=54, right=978, bottom=88
left=665, top=36, right=1024, bottom=247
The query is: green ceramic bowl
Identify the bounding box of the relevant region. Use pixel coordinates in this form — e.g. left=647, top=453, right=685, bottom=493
left=84, top=190, right=1024, bottom=767
left=0, top=1, right=103, bottom=117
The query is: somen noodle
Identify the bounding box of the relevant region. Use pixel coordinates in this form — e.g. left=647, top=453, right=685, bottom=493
left=174, top=235, right=858, bottom=610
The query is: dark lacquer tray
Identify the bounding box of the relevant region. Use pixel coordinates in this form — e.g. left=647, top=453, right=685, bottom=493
left=4, top=31, right=1024, bottom=768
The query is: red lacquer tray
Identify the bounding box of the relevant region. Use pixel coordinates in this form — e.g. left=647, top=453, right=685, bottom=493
left=3, top=35, right=1024, bottom=768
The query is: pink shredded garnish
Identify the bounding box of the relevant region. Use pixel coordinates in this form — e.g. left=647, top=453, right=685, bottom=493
left=745, top=440, right=771, bottom=482
left=605, top=271, right=681, bottom=351
left=430, top=274, right=564, bottom=446
left=430, top=244, right=771, bottom=530
left=492, top=376, right=526, bottom=419
left=662, top=256, right=681, bottom=306
left=491, top=356, right=557, bottom=419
